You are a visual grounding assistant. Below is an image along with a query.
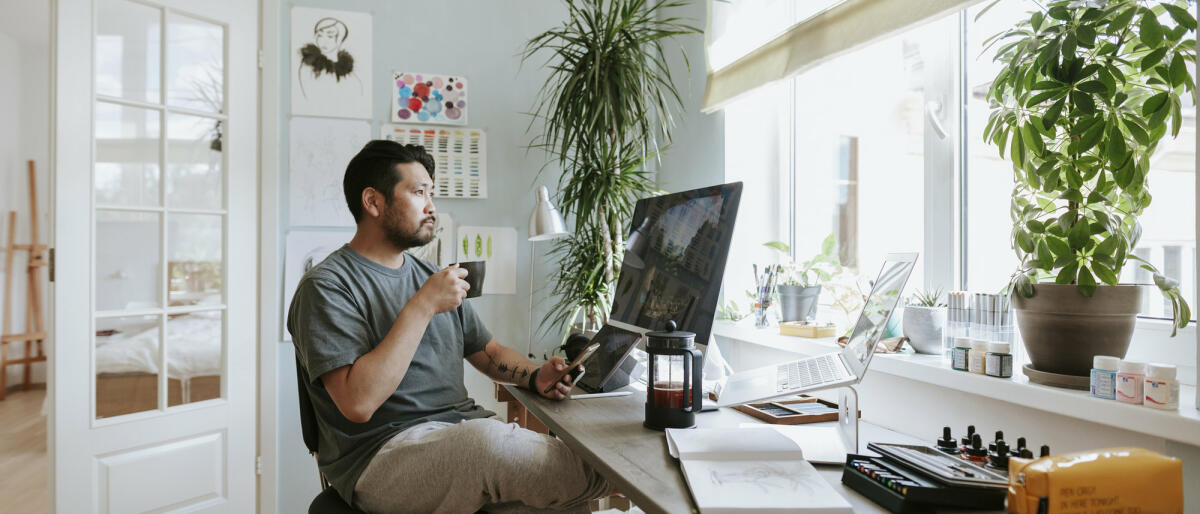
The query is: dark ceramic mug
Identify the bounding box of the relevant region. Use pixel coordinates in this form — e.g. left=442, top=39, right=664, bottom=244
left=453, top=261, right=486, bottom=298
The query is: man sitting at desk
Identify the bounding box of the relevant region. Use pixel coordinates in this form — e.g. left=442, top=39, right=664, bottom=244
left=289, top=140, right=610, bottom=513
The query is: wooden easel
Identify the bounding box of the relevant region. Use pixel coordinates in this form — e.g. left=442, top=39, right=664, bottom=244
left=1, top=160, right=48, bottom=400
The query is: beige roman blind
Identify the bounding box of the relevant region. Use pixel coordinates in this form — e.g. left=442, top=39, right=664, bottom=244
left=703, top=0, right=982, bottom=113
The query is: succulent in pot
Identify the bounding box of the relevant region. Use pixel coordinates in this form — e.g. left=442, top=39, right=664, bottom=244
left=903, top=287, right=947, bottom=355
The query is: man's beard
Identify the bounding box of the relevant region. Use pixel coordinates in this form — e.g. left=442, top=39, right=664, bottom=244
left=381, top=207, right=435, bottom=250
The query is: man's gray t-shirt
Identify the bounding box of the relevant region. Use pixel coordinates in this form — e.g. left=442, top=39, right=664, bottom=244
left=288, top=245, right=494, bottom=504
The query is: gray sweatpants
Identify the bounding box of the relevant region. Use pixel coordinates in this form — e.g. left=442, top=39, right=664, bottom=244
left=353, top=418, right=611, bottom=514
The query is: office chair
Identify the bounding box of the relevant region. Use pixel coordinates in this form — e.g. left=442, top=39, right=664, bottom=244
left=296, top=358, right=367, bottom=514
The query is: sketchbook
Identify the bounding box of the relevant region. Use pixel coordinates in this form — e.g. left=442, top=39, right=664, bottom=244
left=665, top=427, right=852, bottom=513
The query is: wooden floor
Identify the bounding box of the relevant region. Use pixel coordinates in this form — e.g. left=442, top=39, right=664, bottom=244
left=0, top=387, right=48, bottom=513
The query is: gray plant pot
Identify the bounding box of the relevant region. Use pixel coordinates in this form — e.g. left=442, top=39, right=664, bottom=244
left=902, top=305, right=945, bottom=354
left=778, top=285, right=821, bottom=322
left=1012, top=283, right=1142, bottom=377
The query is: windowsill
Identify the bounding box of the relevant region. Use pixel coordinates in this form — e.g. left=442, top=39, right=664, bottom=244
left=711, top=320, right=1200, bottom=447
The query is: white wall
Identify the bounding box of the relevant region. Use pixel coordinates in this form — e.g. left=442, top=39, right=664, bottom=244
left=272, top=1, right=570, bottom=510
left=0, top=10, right=51, bottom=389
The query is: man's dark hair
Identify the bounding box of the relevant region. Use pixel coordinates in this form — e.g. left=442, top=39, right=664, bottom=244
left=343, top=140, right=436, bottom=223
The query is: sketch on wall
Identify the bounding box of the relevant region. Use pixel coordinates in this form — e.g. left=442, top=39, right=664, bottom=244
left=391, top=72, right=467, bottom=125
left=289, top=117, right=370, bottom=227
left=408, top=213, right=455, bottom=267
left=282, top=230, right=352, bottom=340
left=382, top=124, right=487, bottom=199
left=457, top=226, right=516, bottom=295
left=291, top=7, right=372, bottom=119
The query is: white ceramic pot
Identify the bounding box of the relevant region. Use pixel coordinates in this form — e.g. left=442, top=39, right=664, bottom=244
left=902, top=305, right=946, bottom=354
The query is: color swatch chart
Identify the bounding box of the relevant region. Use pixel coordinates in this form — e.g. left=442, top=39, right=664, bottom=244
left=381, top=124, right=487, bottom=199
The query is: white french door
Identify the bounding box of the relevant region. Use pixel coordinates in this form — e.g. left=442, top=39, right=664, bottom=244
left=52, top=0, right=257, bottom=511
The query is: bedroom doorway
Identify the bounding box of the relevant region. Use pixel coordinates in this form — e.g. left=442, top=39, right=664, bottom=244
left=0, top=0, right=51, bottom=511
left=51, top=0, right=259, bottom=511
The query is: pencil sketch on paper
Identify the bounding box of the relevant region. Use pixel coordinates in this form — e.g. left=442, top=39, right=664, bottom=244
left=291, top=7, right=372, bottom=118
left=288, top=117, right=369, bottom=227
left=709, top=462, right=815, bottom=494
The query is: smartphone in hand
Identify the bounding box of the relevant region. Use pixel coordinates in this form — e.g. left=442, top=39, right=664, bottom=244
left=542, top=342, right=600, bottom=394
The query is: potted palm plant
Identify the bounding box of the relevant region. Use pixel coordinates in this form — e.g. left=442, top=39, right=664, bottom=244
left=765, top=234, right=841, bottom=322
left=523, top=0, right=700, bottom=340
left=984, top=0, right=1193, bottom=376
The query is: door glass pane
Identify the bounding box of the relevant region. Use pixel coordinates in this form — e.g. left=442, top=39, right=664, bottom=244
left=96, top=211, right=161, bottom=311
left=96, top=0, right=161, bottom=102
left=95, top=315, right=161, bottom=418
left=166, top=13, right=223, bottom=112
left=167, top=114, right=223, bottom=210
left=168, top=214, right=222, bottom=306
left=167, top=311, right=223, bottom=406
left=95, top=102, right=161, bottom=206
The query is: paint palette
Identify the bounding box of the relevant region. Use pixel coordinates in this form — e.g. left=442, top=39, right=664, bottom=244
left=841, top=453, right=1006, bottom=513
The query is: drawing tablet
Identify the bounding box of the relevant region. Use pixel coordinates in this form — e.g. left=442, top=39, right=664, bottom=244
left=575, top=324, right=643, bottom=393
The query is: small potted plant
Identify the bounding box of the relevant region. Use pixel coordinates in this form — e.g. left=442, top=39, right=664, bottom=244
left=984, top=0, right=1193, bottom=376
left=902, top=287, right=946, bottom=355
left=765, top=234, right=840, bottom=322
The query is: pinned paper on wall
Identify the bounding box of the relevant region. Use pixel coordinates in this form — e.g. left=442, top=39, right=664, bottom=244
left=391, top=72, right=467, bottom=125
left=456, top=226, right=517, bottom=295
left=282, top=230, right=352, bottom=340
left=291, top=7, right=372, bottom=119
left=382, top=124, right=486, bottom=199
left=408, top=213, right=455, bottom=267
left=290, top=117, right=370, bottom=226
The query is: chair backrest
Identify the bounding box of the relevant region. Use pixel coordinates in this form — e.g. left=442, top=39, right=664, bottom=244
left=296, top=358, right=320, bottom=454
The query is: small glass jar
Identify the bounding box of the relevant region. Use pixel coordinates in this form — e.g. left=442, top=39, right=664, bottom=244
left=1144, top=363, right=1179, bottom=410
left=1089, top=355, right=1120, bottom=400
left=1115, top=360, right=1146, bottom=405
left=951, top=337, right=971, bottom=371
left=984, top=342, right=1012, bottom=378
left=967, top=339, right=989, bottom=375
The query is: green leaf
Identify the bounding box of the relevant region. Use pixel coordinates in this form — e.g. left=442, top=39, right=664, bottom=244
left=1056, top=261, right=1078, bottom=284
left=1162, top=4, right=1197, bottom=30
left=763, top=241, right=790, bottom=254
left=1077, top=266, right=1097, bottom=297
left=1047, top=235, right=1071, bottom=258
left=1016, top=273, right=1034, bottom=297
left=821, top=233, right=836, bottom=256
left=1044, top=99, right=1065, bottom=127
left=1016, top=229, right=1035, bottom=253
left=1027, top=219, right=1046, bottom=233
left=1140, top=47, right=1168, bottom=71
left=1125, top=119, right=1150, bottom=145
left=1142, top=91, right=1169, bottom=116
left=1048, top=5, right=1072, bottom=21
left=1140, top=12, right=1164, bottom=47
left=1068, top=218, right=1091, bottom=250
left=1031, top=80, right=1066, bottom=90
left=1071, top=91, right=1096, bottom=115
left=1095, top=235, right=1117, bottom=256
left=1169, top=54, right=1188, bottom=88
left=1078, top=119, right=1105, bottom=153
left=1076, top=24, right=1097, bottom=48
left=1076, top=80, right=1107, bottom=94
left=1092, top=260, right=1117, bottom=285
left=1037, top=239, right=1053, bottom=270
left=1110, top=7, right=1137, bottom=33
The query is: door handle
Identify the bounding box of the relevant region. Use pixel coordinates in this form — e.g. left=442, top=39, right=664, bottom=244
left=926, top=100, right=948, bottom=140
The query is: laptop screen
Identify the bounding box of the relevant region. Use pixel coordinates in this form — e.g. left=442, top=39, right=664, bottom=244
left=840, top=253, right=918, bottom=379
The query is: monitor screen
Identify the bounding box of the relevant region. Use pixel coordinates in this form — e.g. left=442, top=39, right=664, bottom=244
left=608, top=182, right=743, bottom=344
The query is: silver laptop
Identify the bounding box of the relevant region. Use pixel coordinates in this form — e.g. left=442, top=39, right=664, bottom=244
left=710, top=252, right=917, bottom=408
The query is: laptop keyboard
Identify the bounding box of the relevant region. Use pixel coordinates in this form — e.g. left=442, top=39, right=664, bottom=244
left=776, top=354, right=850, bottom=392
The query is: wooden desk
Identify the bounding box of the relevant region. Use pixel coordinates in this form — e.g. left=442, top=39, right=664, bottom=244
left=502, top=384, right=913, bottom=514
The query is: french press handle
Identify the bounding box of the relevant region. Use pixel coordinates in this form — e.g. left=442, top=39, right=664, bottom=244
left=683, top=347, right=704, bottom=413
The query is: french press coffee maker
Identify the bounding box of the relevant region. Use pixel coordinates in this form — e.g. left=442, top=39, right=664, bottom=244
left=644, top=320, right=704, bottom=430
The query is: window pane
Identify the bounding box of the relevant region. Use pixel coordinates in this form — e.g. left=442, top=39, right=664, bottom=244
left=167, top=310, right=223, bottom=406
left=965, top=2, right=1196, bottom=320
left=95, top=102, right=161, bottom=207
left=96, top=315, right=160, bottom=418
left=96, top=211, right=161, bottom=311
left=166, top=13, right=223, bottom=111
left=96, top=0, right=161, bottom=102
left=792, top=17, right=947, bottom=294
left=168, top=214, right=223, bottom=307
left=167, top=114, right=223, bottom=210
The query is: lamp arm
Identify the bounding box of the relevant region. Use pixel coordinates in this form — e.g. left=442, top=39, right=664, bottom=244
left=527, top=243, right=536, bottom=358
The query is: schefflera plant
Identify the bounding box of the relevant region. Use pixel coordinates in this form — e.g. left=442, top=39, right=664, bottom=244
left=983, top=0, right=1195, bottom=334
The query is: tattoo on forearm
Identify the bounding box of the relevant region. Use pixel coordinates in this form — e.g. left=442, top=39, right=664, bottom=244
left=483, top=346, right=531, bottom=384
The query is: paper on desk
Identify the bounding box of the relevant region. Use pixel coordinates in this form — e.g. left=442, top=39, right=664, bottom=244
left=737, top=424, right=847, bottom=465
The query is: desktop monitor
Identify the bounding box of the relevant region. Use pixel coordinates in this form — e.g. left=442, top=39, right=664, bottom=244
left=576, top=182, right=743, bottom=392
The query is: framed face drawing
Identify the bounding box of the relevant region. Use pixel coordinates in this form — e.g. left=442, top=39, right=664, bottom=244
left=291, top=7, right=372, bottom=119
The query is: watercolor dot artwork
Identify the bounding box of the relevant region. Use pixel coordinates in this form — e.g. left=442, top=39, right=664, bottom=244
left=392, top=71, right=468, bottom=125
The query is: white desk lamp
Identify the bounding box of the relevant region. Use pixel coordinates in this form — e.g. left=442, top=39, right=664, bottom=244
left=527, top=185, right=569, bottom=358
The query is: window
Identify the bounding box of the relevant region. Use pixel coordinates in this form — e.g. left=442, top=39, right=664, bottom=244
left=725, top=1, right=1196, bottom=381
